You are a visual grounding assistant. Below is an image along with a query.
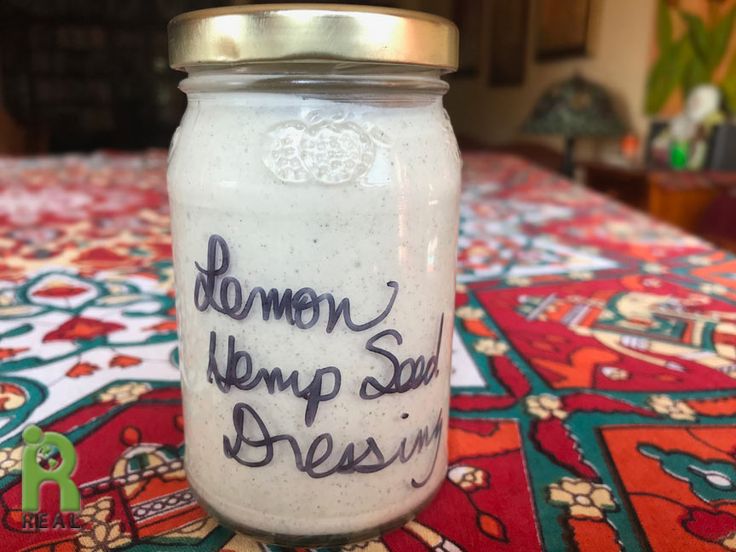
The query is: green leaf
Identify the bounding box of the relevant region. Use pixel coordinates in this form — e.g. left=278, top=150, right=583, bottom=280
left=721, top=53, right=736, bottom=112
left=680, top=11, right=712, bottom=65
left=657, top=0, right=673, bottom=51
left=683, top=56, right=711, bottom=94
left=712, top=7, right=736, bottom=67
left=681, top=7, right=736, bottom=72
left=646, top=38, right=694, bottom=114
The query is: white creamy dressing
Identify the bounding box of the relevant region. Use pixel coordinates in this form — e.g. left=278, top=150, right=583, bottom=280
left=167, top=87, right=461, bottom=537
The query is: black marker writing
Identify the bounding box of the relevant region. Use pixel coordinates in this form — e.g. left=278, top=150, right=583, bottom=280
left=223, top=402, right=443, bottom=488
left=194, top=234, right=399, bottom=333
left=192, top=233, right=447, bottom=487
left=207, top=331, right=340, bottom=427
left=360, top=314, right=444, bottom=400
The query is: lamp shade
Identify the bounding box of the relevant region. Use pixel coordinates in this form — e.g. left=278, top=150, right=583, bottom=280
left=523, top=74, right=626, bottom=137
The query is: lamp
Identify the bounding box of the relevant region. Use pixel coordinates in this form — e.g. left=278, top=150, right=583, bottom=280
left=523, top=74, right=626, bottom=177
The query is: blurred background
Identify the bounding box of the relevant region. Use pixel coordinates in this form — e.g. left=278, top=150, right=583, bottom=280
left=0, top=0, right=735, bottom=246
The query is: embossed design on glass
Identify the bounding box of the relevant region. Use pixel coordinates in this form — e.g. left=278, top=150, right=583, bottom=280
left=264, top=111, right=380, bottom=184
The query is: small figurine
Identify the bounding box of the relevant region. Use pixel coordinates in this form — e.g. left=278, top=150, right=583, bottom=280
left=651, top=84, right=726, bottom=170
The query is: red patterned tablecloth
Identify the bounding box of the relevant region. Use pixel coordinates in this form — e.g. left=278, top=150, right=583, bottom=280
left=0, top=150, right=735, bottom=551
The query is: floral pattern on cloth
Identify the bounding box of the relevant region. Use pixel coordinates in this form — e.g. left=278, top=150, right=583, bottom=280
left=0, top=150, right=734, bottom=551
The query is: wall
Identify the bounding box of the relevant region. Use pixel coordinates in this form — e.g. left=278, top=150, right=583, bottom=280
left=441, top=0, right=657, bottom=154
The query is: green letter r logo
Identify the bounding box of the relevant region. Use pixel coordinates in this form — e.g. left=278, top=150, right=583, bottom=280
left=21, top=425, right=80, bottom=512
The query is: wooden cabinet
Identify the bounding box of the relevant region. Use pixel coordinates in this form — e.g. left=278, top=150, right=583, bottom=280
left=647, top=172, right=721, bottom=232
left=582, top=160, right=649, bottom=211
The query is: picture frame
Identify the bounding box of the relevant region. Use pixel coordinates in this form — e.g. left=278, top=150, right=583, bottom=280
left=488, top=0, right=529, bottom=86
left=452, top=0, right=483, bottom=77
left=535, top=0, right=592, bottom=61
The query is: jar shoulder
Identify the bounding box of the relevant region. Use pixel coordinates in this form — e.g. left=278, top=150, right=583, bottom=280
left=167, top=96, right=460, bottom=202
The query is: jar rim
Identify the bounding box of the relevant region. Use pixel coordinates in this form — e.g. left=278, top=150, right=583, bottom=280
left=168, top=4, right=459, bottom=73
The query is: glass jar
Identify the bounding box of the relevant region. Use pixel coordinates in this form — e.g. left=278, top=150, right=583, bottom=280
left=167, top=5, right=460, bottom=547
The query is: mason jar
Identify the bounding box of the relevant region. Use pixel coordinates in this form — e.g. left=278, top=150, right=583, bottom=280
left=167, top=5, right=460, bottom=546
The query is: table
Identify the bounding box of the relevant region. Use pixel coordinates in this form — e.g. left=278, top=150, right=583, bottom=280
left=0, top=151, right=735, bottom=551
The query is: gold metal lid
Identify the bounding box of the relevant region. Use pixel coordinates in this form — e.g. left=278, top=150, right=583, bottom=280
left=168, top=4, right=458, bottom=72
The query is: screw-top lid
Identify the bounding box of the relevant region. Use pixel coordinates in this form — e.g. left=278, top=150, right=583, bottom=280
left=168, top=3, right=459, bottom=72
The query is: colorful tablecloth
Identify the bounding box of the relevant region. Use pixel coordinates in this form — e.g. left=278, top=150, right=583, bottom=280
left=0, top=150, right=735, bottom=551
